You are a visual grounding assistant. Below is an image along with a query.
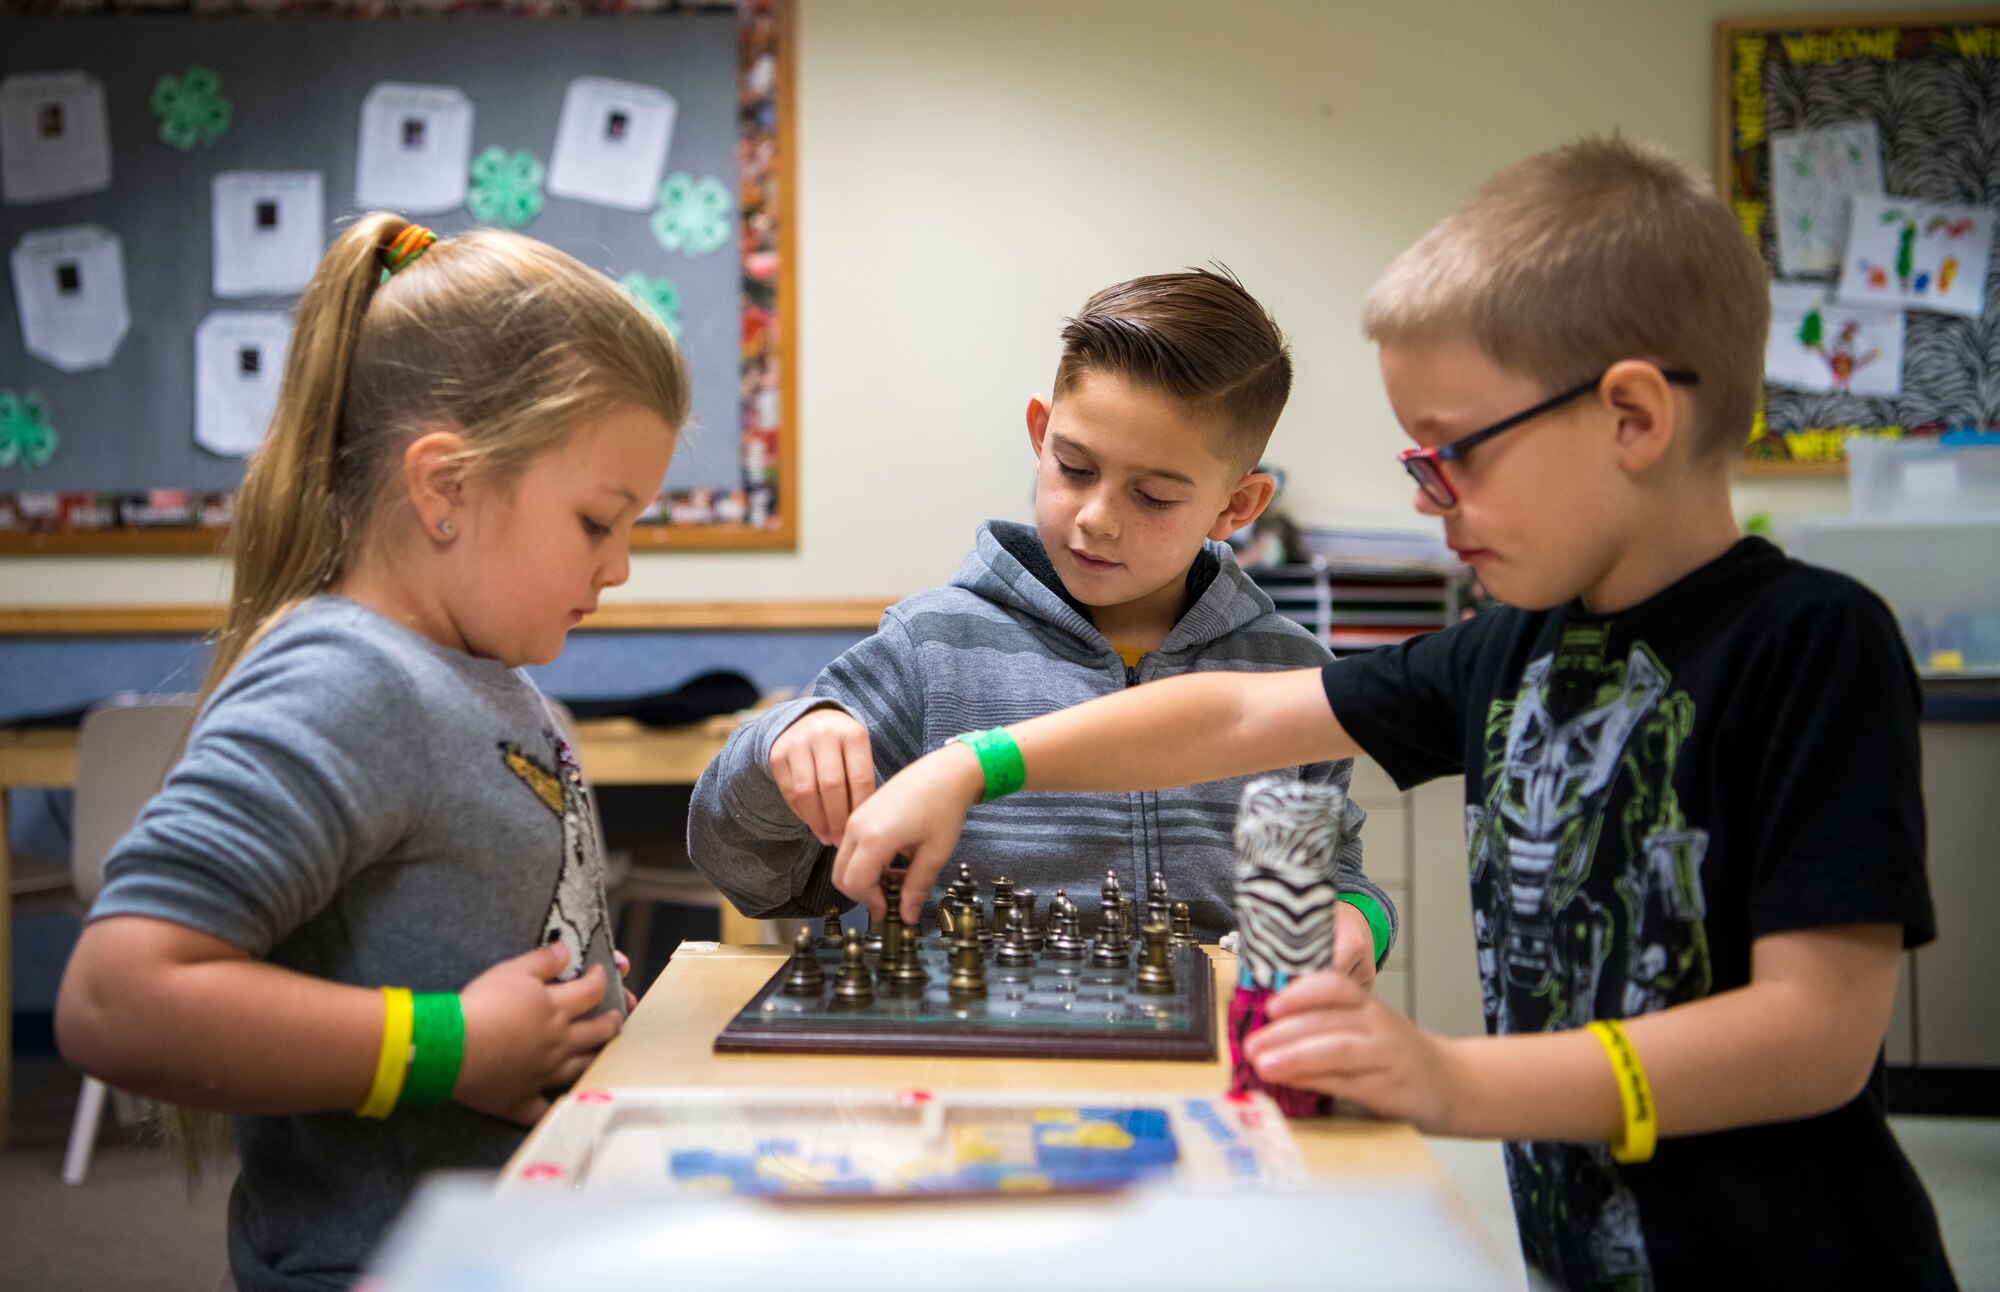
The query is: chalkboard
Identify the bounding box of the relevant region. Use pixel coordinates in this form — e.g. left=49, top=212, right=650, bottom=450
left=1717, top=10, right=2000, bottom=473
left=0, top=0, right=794, bottom=551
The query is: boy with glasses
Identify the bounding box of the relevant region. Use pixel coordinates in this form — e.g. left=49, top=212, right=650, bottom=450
left=830, top=137, right=1954, bottom=1289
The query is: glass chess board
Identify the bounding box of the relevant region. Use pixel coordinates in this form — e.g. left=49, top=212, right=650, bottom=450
left=504, top=1088, right=1303, bottom=1198
left=714, top=941, right=1216, bottom=1060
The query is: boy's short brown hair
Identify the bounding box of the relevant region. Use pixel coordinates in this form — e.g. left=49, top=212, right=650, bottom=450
left=1362, top=135, right=1769, bottom=459
left=1054, top=268, right=1291, bottom=472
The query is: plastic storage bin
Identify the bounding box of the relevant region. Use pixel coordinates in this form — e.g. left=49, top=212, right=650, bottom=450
left=1846, top=436, right=2000, bottom=517
left=1782, top=515, right=2000, bottom=675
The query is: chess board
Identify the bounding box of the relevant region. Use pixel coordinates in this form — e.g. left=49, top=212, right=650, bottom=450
left=714, top=941, right=1216, bottom=1061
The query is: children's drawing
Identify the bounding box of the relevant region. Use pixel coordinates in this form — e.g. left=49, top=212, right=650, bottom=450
left=1769, top=121, right=1882, bottom=277
left=1837, top=194, right=1994, bottom=319
left=1766, top=282, right=1903, bottom=398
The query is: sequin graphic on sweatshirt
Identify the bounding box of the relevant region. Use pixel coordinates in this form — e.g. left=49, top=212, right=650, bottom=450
left=501, top=731, right=611, bottom=982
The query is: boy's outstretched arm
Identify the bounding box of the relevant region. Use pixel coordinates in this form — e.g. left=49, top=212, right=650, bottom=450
left=1243, top=922, right=1903, bottom=1141
left=834, top=667, right=1356, bottom=922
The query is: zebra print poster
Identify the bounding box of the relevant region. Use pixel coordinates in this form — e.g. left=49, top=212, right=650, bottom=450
left=1721, top=16, right=2000, bottom=465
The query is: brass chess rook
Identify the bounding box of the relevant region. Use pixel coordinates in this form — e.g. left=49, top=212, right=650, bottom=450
left=947, top=911, right=988, bottom=999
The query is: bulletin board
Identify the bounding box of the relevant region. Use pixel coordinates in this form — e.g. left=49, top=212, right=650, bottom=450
left=0, top=0, right=794, bottom=553
left=1716, top=10, right=2000, bottom=473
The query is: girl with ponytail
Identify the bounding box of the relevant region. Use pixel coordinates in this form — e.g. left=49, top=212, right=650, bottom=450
left=55, top=215, right=689, bottom=1291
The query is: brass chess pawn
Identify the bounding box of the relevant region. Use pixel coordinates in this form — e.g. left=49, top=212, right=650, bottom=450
left=1046, top=907, right=1085, bottom=961
left=781, top=926, right=826, bottom=997
left=1171, top=900, right=1196, bottom=946
left=995, top=906, right=1035, bottom=968
left=832, top=928, right=874, bottom=1009
left=1136, top=923, right=1176, bottom=995
left=821, top=904, right=844, bottom=948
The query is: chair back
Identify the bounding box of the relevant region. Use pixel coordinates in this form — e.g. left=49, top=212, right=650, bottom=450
left=72, top=694, right=199, bottom=905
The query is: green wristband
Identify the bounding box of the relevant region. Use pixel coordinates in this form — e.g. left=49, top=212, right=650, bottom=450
left=401, top=992, right=465, bottom=1106
left=952, top=728, right=1025, bottom=802
left=1337, top=892, right=1393, bottom=967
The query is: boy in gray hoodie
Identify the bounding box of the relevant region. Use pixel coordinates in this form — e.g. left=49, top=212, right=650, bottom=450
left=689, top=270, right=1395, bottom=972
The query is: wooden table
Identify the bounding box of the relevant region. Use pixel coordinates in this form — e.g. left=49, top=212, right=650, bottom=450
left=0, top=713, right=755, bottom=1151
left=548, top=942, right=1448, bottom=1182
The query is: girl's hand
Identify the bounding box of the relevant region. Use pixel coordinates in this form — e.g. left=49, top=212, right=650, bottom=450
left=768, top=708, right=877, bottom=845
left=454, top=943, right=622, bottom=1126
left=832, top=741, right=985, bottom=924
left=613, top=950, right=638, bottom=1014
left=1241, top=970, right=1466, bottom=1133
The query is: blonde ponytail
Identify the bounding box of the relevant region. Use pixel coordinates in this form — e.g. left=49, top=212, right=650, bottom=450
left=203, top=213, right=412, bottom=696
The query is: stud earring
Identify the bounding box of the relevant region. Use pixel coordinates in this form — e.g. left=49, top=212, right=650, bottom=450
left=437, top=519, right=454, bottom=537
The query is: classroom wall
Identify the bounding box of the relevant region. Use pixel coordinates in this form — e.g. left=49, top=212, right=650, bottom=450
left=0, top=0, right=1916, bottom=609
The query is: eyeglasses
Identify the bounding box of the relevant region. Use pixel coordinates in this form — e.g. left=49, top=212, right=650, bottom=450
left=1397, top=368, right=1699, bottom=510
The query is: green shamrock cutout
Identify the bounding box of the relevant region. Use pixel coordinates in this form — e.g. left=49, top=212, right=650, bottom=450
left=0, top=391, right=58, bottom=472
left=650, top=173, right=733, bottom=257
left=620, top=272, right=683, bottom=338
left=468, top=147, right=546, bottom=228
left=150, top=66, right=232, bottom=151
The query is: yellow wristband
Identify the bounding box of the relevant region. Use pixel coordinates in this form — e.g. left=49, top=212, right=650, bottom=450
left=1586, top=1019, right=1656, bottom=1165
left=356, top=987, right=415, bottom=1120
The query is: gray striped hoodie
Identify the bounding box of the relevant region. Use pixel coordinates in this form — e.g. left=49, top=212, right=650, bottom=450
left=687, top=520, right=1395, bottom=955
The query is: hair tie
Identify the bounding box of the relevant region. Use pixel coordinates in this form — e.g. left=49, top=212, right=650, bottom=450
left=380, top=224, right=438, bottom=280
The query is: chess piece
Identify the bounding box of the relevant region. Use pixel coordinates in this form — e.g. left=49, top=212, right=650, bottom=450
left=948, top=909, right=988, bottom=999
left=1015, top=889, right=1043, bottom=951
left=1136, top=923, right=1176, bottom=995
left=1045, top=905, right=1084, bottom=960
left=991, top=875, right=1017, bottom=935
left=882, top=871, right=930, bottom=996
left=1171, top=901, right=1196, bottom=946
left=878, top=869, right=908, bottom=974
left=1147, top=871, right=1171, bottom=931
left=1091, top=915, right=1128, bottom=968
left=1099, top=870, right=1122, bottom=937
left=1227, top=778, right=1349, bottom=1117
left=995, top=906, right=1035, bottom=968
left=821, top=904, right=844, bottom=948
left=1120, top=896, right=1137, bottom=944
left=862, top=907, right=884, bottom=959
left=782, top=926, right=827, bottom=997
left=832, top=928, right=874, bottom=1009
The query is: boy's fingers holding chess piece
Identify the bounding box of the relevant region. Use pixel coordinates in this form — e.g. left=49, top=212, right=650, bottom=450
left=453, top=942, right=625, bottom=1127
left=833, top=741, right=983, bottom=924
left=769, top=708, right=878, bottom=845
left=1243, top=969, right=1464, bottom=1133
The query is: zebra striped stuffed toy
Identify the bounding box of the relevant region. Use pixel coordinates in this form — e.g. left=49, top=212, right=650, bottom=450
left=1227, top=776, right=1350, bottom=1116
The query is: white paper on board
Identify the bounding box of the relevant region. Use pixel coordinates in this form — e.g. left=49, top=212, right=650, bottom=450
left=1836, top=193, right=1995, bottom=319
left=355, top=82, right=474, bottom=214
left=212, top=170, right=325, bottom=298
left=1768, top=121, right=1883, bottom=278
left=546, top=76, right=677, bottom=211
left=0, top=71, right=112, bottom=205
left=195, top=310, right=291, bottom=457
left=1765, top=280, right=1904, bottom=397
left=10, top=223, right=129, bottom=372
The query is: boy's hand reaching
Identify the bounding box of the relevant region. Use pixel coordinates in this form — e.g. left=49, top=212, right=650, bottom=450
left=1240, top=970, right=1464, bottom=1133
left=833, top=741, right=985, bottom=923
left=1333, top=900, right=1377, bottom=988
left=453, top=943, right=623, bottom=1126
left=769, top=708, right=877, bottom=845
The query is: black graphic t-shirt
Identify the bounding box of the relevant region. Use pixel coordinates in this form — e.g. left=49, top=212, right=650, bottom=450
left=1322, top=538, right=1952, bottom=1291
